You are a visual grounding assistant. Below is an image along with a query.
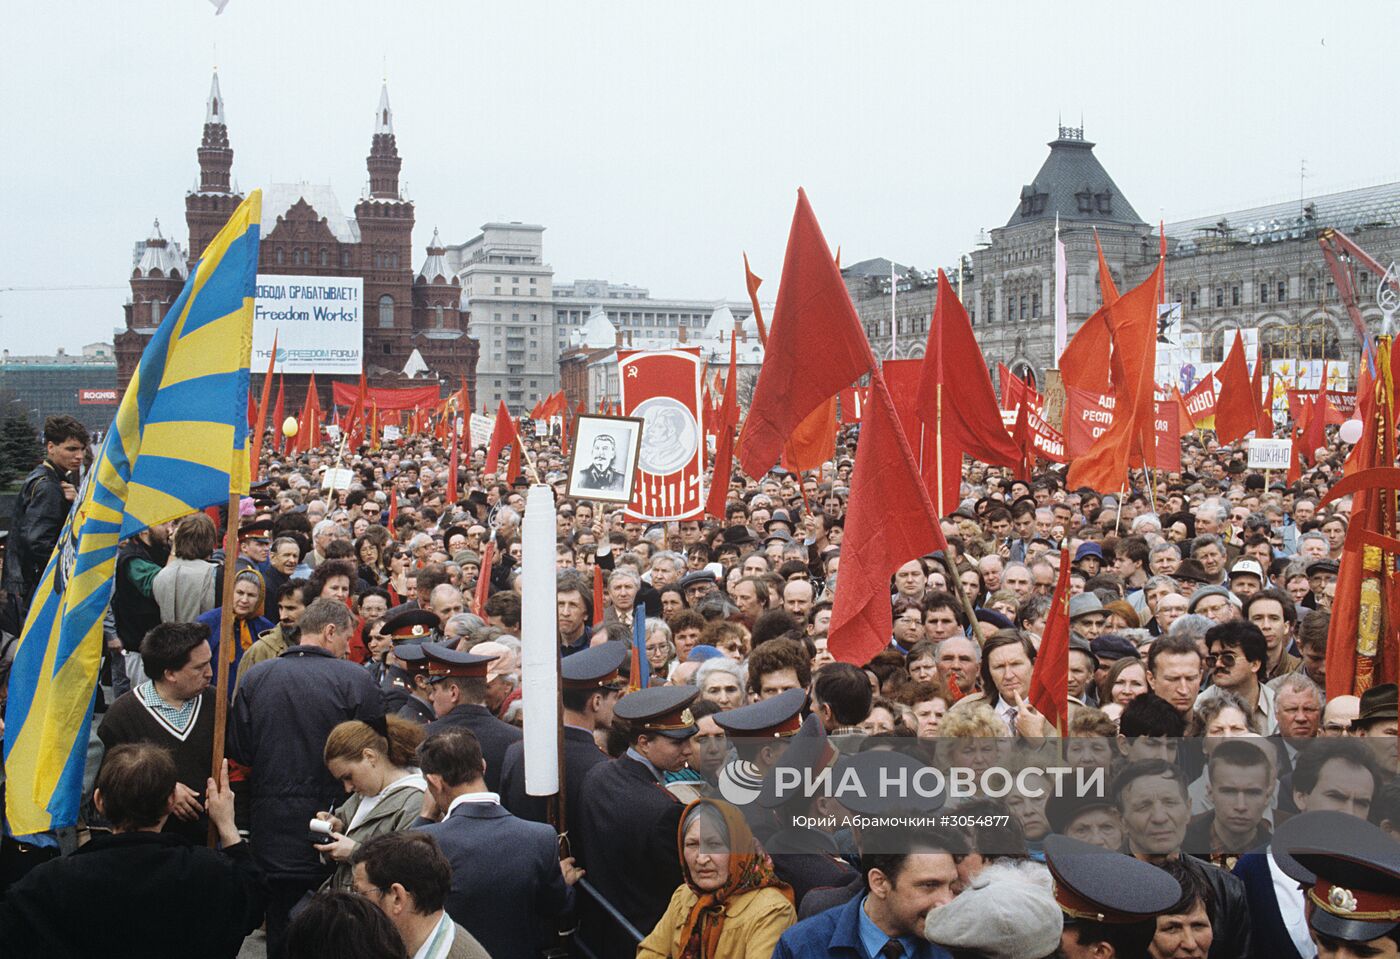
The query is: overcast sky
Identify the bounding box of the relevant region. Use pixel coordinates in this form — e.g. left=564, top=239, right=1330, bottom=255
left=3, top=0, right=1397, bottom=355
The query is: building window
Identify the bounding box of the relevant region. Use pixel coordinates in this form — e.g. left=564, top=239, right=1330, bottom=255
left=319, top=249, right=329, bottom=267
left=434, top=305, right=444, bottom=329
left=1259, top=281, right=1269, bottom=304
left=1006, top=298, right=1015, bottom=322
left=378, top=294, right=395, bottom=328
left=1307, top=276, right=1318, bottom=299
left=276, top=249, right=285, bottom=266
left=1019, top=295, right=1027, bottom=321
left=150, top=300, right=162, bottom=324
left=383, top=342, right=392, bottom=355
left=1278, top=281, right=1287, bottom=302
left=341, top=251, right=351, bottom=267
left=1231, top=285, right=1240, bottom=306
left=1076, top=189, right=1093, bottom=213
left=1215, top=287, right=1224, bottom=308
left=1189, top=289, right=1199, bottom=308
left=1031, top=292, right=1041, bottom=318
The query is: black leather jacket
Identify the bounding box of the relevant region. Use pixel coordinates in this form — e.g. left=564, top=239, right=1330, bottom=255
left=2, top=460, right=73, bottom=604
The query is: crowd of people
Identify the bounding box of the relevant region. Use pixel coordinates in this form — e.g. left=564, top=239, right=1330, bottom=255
left=0, top=408, right=1399, bottom=959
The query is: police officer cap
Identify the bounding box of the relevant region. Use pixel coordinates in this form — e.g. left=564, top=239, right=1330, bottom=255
left=711, top=687, right=806, bottom=738
left=831, top=748, right=945, bottom=815
left=1044, top=835, right=1181, bottom=925
left=614, top=685, right=700, bottom=739
left=758, top=714, right=838, bottom=809
left=382, top=609, right=440, bottom=644
left=420, top=641, right=498, bottom=680
left=560, top=641, right=629, bottom=690
left=393, top=643, right=431, bottom=675
left=238, top=519, right=275, bottom=541
left=1283, top=810, right=1400, bottom=943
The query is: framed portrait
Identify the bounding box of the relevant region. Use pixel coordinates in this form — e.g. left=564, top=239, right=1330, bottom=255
left=566, top=415, right=644, bottom=504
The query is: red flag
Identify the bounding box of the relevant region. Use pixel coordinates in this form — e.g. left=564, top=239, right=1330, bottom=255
left=387, top=487, right=398, bottom=537
left=737, top=190, right=875, bottom=478
left=591, top=563, right=605, bottom=628
left=1253, top=365, right=1272, bottom=437
left=916, top=270, right=1023, bottom=480
left=505, top=436, right=522, bottom=485
left=706, top=332, right=740, bottom=520
left=827, top=369, right=948, bottom=666
left=297, top=373, right=322, bottom=454
left=1095, top=229, right=1119, bottom=302
left=271, top=375, right=285, bottom=455
left=1027, top=547, right=1072, bottom=732
left=1011, top=395, right=1035, bottom=481
left=782, top=396, right=837, bottom=472
left=1065, top=259, right=1164, bottom=490
left=249, top=332, right=278, bottom=481
left=742, top=252, right=769, bottom=347
left=485, top=401, right=513, bottom=474
left=1214, top=332, right=1259, bottom=446
left=1059, top=308, right=1114, bottom=396
left=473, top=540, right=495, bottom=615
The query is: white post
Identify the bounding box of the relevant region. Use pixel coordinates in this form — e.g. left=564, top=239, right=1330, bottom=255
left=521, top=484, right=560, bottom=797
left=890, top=263, right=898, bottom=359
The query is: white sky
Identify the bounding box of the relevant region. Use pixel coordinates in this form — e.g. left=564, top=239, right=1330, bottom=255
left=2, top=0, right=1397, bottom=354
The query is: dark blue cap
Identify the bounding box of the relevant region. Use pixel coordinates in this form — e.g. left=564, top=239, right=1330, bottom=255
left=383, top=608, right=440, bottom=643
left=614, top=685, right=700, bottom=739
left=712, top=688, right=806, bottom=738
left=1045, top=834, right=1181, bottom=924
left=1282, top=810, right=1400, bottom=943
left=392, top=643, right=430, bottom=674
left=1074, top=542, right=1105, bottom=563
left=421, top=641, right=498, bottom=680
left=758, top=714, right=837, bottom=809
left=560, top=641, right=628, bottom=690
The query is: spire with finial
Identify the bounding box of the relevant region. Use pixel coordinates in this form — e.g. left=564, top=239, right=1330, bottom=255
left=197, top=69, right=233, bottom=194
left=366, top=82, right=402, bottom=199
left=417, top=227, right=455, bottom=285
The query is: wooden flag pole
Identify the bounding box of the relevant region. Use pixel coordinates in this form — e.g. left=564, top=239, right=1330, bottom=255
left=936, top=383, right=982, bottom=635
left=208, top=490, right=240, bottom=846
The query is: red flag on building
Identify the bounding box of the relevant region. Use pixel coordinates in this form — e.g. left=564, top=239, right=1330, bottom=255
left=737, top=189, right=875, bottom=478
left=1214, top=333, right=1259, bottom=446
left=1027, top=547, right=1072, bottom=733
left=827, top=369, right=947, bottom=666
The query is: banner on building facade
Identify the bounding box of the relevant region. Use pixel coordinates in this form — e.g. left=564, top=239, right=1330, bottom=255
left=253, top=275, right=363, bottom=374
left=618, top=348, right=705, bottom=521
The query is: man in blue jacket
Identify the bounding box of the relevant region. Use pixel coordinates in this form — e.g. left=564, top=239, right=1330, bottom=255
left=772, top=827, right=962, bottom=959
left=228, top=597, right=384, bottom=959
left=412, top=728, right=580, bottom=959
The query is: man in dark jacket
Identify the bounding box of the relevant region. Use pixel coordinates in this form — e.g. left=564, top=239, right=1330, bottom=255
left=1, top=415, right=86, bottom=634
left=111, top=521, right=172, bottom=690
left=412, top=728, right=578, bottom=959
left=574, top=686, right=697, bottom=956
left=422, top=642, right=520, bottom=794
left=228, top=597, right=384, bottom=959
left=0, top=742, right=263, bottom=958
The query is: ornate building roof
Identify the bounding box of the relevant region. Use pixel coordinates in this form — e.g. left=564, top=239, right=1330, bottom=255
left=1005, top=126, right=1144, bottom=229
left=132, top=220, right=188, bottom=278
left=1166, top=181, right=1400, bottom=251
left=262, top=182, right=361, bottom=243
left=417, top=228, right=454, bottom=283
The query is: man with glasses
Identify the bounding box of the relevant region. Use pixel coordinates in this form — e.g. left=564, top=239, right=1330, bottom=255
left=1321, top=695, right=1361, bottom=736
left=1197, top=621, right=1276, bottom=734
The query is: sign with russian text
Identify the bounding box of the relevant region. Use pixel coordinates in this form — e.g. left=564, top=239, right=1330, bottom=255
left=618, top=348, right=705, bottom=521
left=1247, top=438, right=1293, bottom=470
left=253, top=275, right=363, bottom=374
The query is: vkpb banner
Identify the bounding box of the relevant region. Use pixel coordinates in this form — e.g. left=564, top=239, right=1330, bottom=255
left=618, top=348, right=705, bottom=521
left=253, top=274, right=363, bottom=374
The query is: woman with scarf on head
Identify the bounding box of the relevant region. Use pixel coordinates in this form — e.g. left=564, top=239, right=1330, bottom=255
left=198, top=568, right=274, bottom=703
left=639, top=798, right=795, bottom=959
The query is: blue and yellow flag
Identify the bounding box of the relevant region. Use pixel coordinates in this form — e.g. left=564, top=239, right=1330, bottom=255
left=3, top=191, right=262, bottom=834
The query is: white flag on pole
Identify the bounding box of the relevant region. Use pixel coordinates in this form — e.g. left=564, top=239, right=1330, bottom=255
left=1054, top=215, right=1068, bottom=364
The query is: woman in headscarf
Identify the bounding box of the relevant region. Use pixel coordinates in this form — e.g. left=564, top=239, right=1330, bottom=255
left=638, top=798, right=795, bottom=959
left=198, top=569, right=274, bottom=702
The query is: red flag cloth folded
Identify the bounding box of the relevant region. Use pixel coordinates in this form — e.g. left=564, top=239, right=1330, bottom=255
left=883, top=359, right=951, bottom=513
left=737, top=189, right=874, bottom=478
left=592, top=563, right=605, bottom=628
left=1065, top=259, right=1163, bottom=490
left=827, top=369, right=947, bottom=667
left=1095, top=230, right=1119, bottom=302
left=706, top=333, right=740, bottom=520
left=783, top=395, right=837, bottom=472
left=445, top=427, right=459, bottom=505
left=916, top=270, right=1023, bottom=474
left=1252, top=365, right=1272, bottom=437
left=485, top=401, right=513, bottom=474
left=474, top=541, right=495, bottom=616
left=1214, top=332, right=1259, bottom=446
left=249, top=332, right=278, bottom=481
left=1058, top=307, right=1114, bottom=396
left=387, top=487, right=398, bottom=536
left=271, top=375, right=285, bottom=455
left=742, top=252, right=768, bottom=348
left=1028, top=548, right=1072, bottom=732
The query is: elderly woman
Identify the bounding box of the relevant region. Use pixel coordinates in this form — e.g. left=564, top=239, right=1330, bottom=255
left=198, top=569, right=273, bottom=701
left=696, top=658, right=747, bottom=711
left=639, top=799, right=795, bottom=959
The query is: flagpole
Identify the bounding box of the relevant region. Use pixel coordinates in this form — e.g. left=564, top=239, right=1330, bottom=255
left=891, top=264, right=898, bottom=360
left=935, top=381, right=980, bottom=633
left=208, top=489, right=239, bottom=846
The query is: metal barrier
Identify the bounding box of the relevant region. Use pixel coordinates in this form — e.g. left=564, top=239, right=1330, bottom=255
left=570, top=876, right=644, bottom=958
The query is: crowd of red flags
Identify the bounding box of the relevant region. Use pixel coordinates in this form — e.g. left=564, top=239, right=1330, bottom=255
left=1027, top=548, right=1072, bottom=733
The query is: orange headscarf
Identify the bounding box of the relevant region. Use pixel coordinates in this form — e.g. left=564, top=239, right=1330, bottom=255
left=675, top=799, right=792, bottom=959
